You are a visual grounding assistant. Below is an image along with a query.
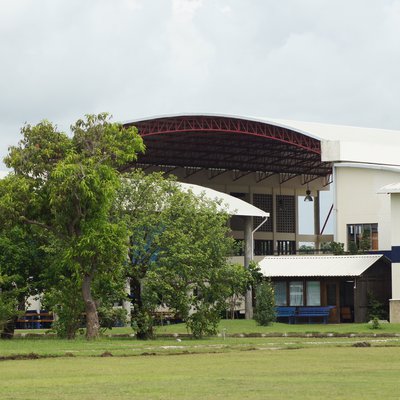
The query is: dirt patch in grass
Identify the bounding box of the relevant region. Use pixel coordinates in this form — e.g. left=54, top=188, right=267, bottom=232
left=0, top=352, right=42, bottom=361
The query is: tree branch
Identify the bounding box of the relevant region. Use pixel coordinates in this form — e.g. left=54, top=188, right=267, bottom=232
left=19, top=216, right=64, bottom=239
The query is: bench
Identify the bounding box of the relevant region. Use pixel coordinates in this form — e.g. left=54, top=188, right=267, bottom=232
left=295, top=307, right=332, bottom=324
left=276, top=307, right=296, bottom=324
left=16, top=311, right=54, bottom=329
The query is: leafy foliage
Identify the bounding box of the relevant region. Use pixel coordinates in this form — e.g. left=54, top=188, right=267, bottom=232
left=366, top=291, right=387, bottom=321
left=0, top=275, right=21, bottom=337
left=0, top=225, right=49, bottom=338
left=224, top=263, right=254, bottom=319
left=254, top=280, right=276, bottom=326
left=321, top=241, right=345, bottom=255
left=115, top=170, right=239, bottom=339
left=1, top=113, right=144, bottom=339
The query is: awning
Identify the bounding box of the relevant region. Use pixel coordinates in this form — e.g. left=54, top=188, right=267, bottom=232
left=259, top=254, right=386, bottom=277
left=178, top=182, right=269, bottom=218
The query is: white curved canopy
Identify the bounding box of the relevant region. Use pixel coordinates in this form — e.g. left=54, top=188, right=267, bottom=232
left=178, top=182, right=269, bottom=218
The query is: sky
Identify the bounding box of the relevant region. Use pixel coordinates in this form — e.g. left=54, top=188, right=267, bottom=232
left=1, top=0, right=400, bottom=233
left=1, top=0, right=400, bottom=166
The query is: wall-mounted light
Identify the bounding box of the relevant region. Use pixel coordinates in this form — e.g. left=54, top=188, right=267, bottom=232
left=304, top=184, right=313, bottom=202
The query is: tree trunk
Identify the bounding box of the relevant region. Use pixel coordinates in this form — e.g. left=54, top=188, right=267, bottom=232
left=82, top=274, right=100, bottom=340
left=131, top=276, right=154, bottom=340
left=0, top=316, right=16, bottom=339
left=1, top=298, right=25, bottom=340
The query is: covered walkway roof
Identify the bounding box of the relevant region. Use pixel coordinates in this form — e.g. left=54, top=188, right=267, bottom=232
left=258, top=254, right=389, bottom=277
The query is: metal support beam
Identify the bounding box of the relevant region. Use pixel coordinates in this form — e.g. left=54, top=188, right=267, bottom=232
left=184, top=167, right=203, bottom=178
left=208, top=168, right=227, bottom=180
left=232, top=170, right=252, bottom=181
left=256, top=171, right=276, bottom=183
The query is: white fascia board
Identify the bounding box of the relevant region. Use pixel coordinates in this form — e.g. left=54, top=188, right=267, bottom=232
left=334, top=162, right=400, bottom=173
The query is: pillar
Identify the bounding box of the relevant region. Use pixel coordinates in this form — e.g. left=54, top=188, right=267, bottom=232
left=244, top=216, right=253, bottom=319
left=314, top=191, right=321, bottom=249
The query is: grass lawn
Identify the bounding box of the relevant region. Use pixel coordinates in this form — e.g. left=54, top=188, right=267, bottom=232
left=157, top=319, right=400, bottom=335
left=16, top=320, right=400, bottom=337
left=2, top=321, right=400, bottom=399
left=1, top=347, right=400, bottom=399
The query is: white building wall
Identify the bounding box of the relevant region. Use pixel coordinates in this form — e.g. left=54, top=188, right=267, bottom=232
left=334, top=165, right=400, bottom=251
left=390, top=195, right=400, bottom=300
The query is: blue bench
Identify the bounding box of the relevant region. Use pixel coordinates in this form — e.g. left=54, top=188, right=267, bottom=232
left=295, top=306, right=332, bottom=324
left=276, top=307, right=296, bottom=324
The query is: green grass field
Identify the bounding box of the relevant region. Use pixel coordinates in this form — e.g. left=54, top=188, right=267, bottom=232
left=2, top=321, right=400, bottom=399
left=1, top=348, right=400, bottom=399
left=16, top=319, right=400, bottom=337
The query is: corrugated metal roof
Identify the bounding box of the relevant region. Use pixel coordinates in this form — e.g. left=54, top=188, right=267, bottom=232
left=178, top=182, right=269, bottom=218
left=259, top=254, right=385, bottom=277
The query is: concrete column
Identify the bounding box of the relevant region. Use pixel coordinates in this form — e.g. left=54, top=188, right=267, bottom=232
left=244, top=216, right=253, bottom=319
left=390, top=299, right=400, bottom=323
left=314, top=191, right=321, bottom=249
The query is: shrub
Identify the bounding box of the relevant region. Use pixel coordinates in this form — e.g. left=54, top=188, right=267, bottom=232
left=366, top=292, right=386, bottom=321
left=186, top=306, right=220, bottom=339
left=254, top=280, right=276, bottom=326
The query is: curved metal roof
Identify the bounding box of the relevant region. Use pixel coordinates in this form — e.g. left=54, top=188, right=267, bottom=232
left=123, top=114, right=400, bottom=176
left=123, top=114, right=332, bottom=179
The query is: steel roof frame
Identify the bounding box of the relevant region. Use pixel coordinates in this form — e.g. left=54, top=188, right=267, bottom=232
left=123, top=115, right=332, bottom=178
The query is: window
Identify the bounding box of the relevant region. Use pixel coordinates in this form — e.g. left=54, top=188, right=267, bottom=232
left=306, top=281, right=321, bottom=306
left=277, top=240, right=296, bottom=255
left=274, top=281, right=287, bottom=306
left=289, top=281, right=303, bottom=306
left=276, top=195, right=296, bottom=233
left=347, top=223, right=378, bottom=251
left=253, top=193, right=273, bottom=232
left=254, top=240, right=274, bottom=256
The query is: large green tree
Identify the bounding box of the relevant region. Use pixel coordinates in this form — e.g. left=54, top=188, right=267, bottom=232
left=115, top=170, right=240, bottom=339
left=1, top=113, right=144, bottom=339
left=0, top=225, right=50, bottom=339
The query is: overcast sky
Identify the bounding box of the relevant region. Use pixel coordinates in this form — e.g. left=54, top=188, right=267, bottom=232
left=1, top=0, right=400, bottom=172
